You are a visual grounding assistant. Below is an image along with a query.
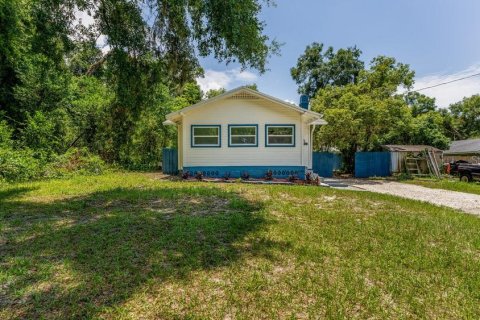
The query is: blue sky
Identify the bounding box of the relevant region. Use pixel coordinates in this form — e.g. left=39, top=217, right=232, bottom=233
left=197, top=0, right=480, bottom=107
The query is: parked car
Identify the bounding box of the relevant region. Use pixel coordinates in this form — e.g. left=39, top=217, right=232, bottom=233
left=457, top=163, right=480, bottom=182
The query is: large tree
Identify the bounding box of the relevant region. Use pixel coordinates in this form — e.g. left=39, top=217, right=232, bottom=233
left=1, top=0, right=279, bottom=163
left=290, top=42, right=364, bottom=98
left=449, top=95, right=480, bottom=139
left=404, top=92, right=436, bottom=117
left=311, top=56, right=448, bottom=172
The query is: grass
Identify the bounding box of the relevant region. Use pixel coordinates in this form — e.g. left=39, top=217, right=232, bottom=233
left=403, top=177, right=480, bottom=195
left=1, top=172, right=480, bottom=319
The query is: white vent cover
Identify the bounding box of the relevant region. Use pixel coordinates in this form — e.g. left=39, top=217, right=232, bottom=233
left=228, top=92, right=259, bottom=100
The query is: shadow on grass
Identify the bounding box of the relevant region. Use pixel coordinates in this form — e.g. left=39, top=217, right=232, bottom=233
left=0, top=186, right=37, bottom=201
left=0, top=185, right=276, bottom=318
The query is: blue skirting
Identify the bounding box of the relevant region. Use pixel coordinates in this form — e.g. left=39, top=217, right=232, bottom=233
left=183, top=166, right=306, bottom=179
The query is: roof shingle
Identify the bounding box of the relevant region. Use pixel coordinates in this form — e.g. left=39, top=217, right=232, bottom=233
left=444, top=139, right=480, bottom=155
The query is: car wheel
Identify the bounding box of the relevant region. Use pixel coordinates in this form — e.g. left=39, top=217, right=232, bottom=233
left=460, top=174, right=472, bottom=182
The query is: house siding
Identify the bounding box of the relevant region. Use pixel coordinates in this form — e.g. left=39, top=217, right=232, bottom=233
left=177, top=123, right=183, bottom=170
left=444, top=154, right=480, bottom=163
left=182, top=99, right=306, bottom=167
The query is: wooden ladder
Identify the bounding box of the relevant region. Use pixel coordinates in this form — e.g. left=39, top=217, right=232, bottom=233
left=404, top=157, right=422, bottom=175
left=426, top=149, right=441, bottom=178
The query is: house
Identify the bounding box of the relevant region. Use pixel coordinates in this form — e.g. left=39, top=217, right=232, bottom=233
left=163, top=87, right=326, bottom=179
left=381, top=144, right=443, bottom=173
left=443, top=138, right=480, bottom=163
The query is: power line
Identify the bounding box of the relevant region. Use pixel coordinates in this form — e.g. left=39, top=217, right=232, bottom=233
left=410, top=71, right=480, bottom=93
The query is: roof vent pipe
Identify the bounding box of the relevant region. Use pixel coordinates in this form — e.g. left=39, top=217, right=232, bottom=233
left=299, top=94, right=309, bottom=110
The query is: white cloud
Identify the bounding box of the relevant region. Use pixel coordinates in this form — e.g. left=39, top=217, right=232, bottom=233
left=284, top=99, right=296, bottom=105
left=196, top=68, right=258, bottom=92
left=74, top=8, right=94, bottom=27
left=235, top=70, right=258, bottom=82
left=412, top=64, right=480, bottom=108
left=74, top=8, right=111, bottom=54
left=96, top=34, right=111, bottom=54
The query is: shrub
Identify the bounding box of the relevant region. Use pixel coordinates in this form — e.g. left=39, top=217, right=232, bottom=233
left=397, top=172, right=413, bottom=181
left=0, top=120, right=14, bottom=148
left=305, top=172, right=313, bottom=184
left=44, top=148, right=108, bottom=178
left=195, top=171, right=203, bottom=181
left=223, top=172, right=231, bottom=180
left=21, top=111, right=61, bottom=157
left=0, top=147, right=42, bottom=182
left=265, top=170, right=273, bottom=180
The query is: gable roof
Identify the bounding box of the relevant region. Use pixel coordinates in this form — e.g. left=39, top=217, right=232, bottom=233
left=444, top=138, right=480, bottom=155
left=163, top=86, right=326, bottom=125
left=382, top=144, right=442, bottom=152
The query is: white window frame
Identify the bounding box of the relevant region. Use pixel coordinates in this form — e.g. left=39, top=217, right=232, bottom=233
left=191, top=125, right=221, bottom=147
left=265, top=124, right=295, bottom=147
left=228, top=125, right=258, bottom=147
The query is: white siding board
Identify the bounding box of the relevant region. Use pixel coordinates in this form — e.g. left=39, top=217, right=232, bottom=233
left=177, top=123, right=183, bottom=169
left=182, top=99, right=304, bottom=167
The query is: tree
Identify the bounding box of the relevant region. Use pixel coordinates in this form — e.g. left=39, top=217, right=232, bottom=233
left=0, top=0, right=279, bottom=166
left=410, top=112, right=450, bottom=149
left=311, top=56, right=417, bottom=172
left=449, top=95, right=480, bottom=139
left=205, top=88, right=226, bottom=99
left=83, top=0, right=278, bottom=161
left=405, top=92, right=436, bottom=117
left=290, top=42, right=364, bottom=98
left=180, top=83, right=202, bottom=105
left=245, top=83, right=258, bottom=91
left=312, top=56, right=452, bottom=172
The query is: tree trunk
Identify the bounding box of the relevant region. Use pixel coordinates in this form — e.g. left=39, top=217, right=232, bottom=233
left=341, top=144, right=357, bottom=174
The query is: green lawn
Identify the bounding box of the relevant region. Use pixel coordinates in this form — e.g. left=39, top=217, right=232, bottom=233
left=1, top=172, right=480, bottom=319
left=403, top=177, right=480, bottom=195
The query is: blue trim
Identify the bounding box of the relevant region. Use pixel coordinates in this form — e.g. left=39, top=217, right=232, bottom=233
left=228, top=124, right=259, bottom=147
left=265, top=124, right=296, bottom=147
left=191, top=125, right=221, bottom=148
left=183, top=166, right=306, bottom=179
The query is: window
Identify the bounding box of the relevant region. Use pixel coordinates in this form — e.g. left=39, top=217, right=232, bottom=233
left=191, top=125, right=221, bottom=147
left=228, top=125, right=258, bottom=147
left=265, top=125, right=295, bottom=147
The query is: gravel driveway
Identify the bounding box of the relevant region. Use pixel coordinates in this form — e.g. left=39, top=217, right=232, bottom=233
left=324, top=178, right=480, bottom=216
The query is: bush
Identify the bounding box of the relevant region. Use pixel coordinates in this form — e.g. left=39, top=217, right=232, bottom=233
left=395, top=172, right=413, bottom=181
left=0, top=147, right=109, bottom=183
left=0, top=147, right=42, bottom=182
left=0, top=120, right=14, bottom=148
left=44, top=148, right=108, bottom=178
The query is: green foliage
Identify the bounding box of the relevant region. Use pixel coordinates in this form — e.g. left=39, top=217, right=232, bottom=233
left=449, top=94, right=480, bottom=139
left=122, top=84, right=175, bottom=169
left=312, top=56, right=417, bottom=171
left=244, top=83, right=259, bottom=91
left=43, top=148, right=108, bottom=178
left=410, top=112, right=450, bottom=149
left=405, top=92, right=436, bottom=117
left=396, top=172, right=413, bottom=181
left=0, top=0, right=277, bottom=181
left=291, top=42, right=364, bottom=97
left=297, top=43, right=455, bottom=172
left=0, top=147, right=41, bottom=182
left=180, top=82, right=203, bottom=105
left=2, top=172, right=480, bottom=318
left=20, top=110, right=72, bottom=157
left=205, top=88, right=227, bottom=99
left=0, top=120, right=14, bottom=148
left=0, top=146, right=108, bottom=182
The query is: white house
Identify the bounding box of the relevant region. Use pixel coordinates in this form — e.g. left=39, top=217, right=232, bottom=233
left=163, top=87, right=326, bottom=179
